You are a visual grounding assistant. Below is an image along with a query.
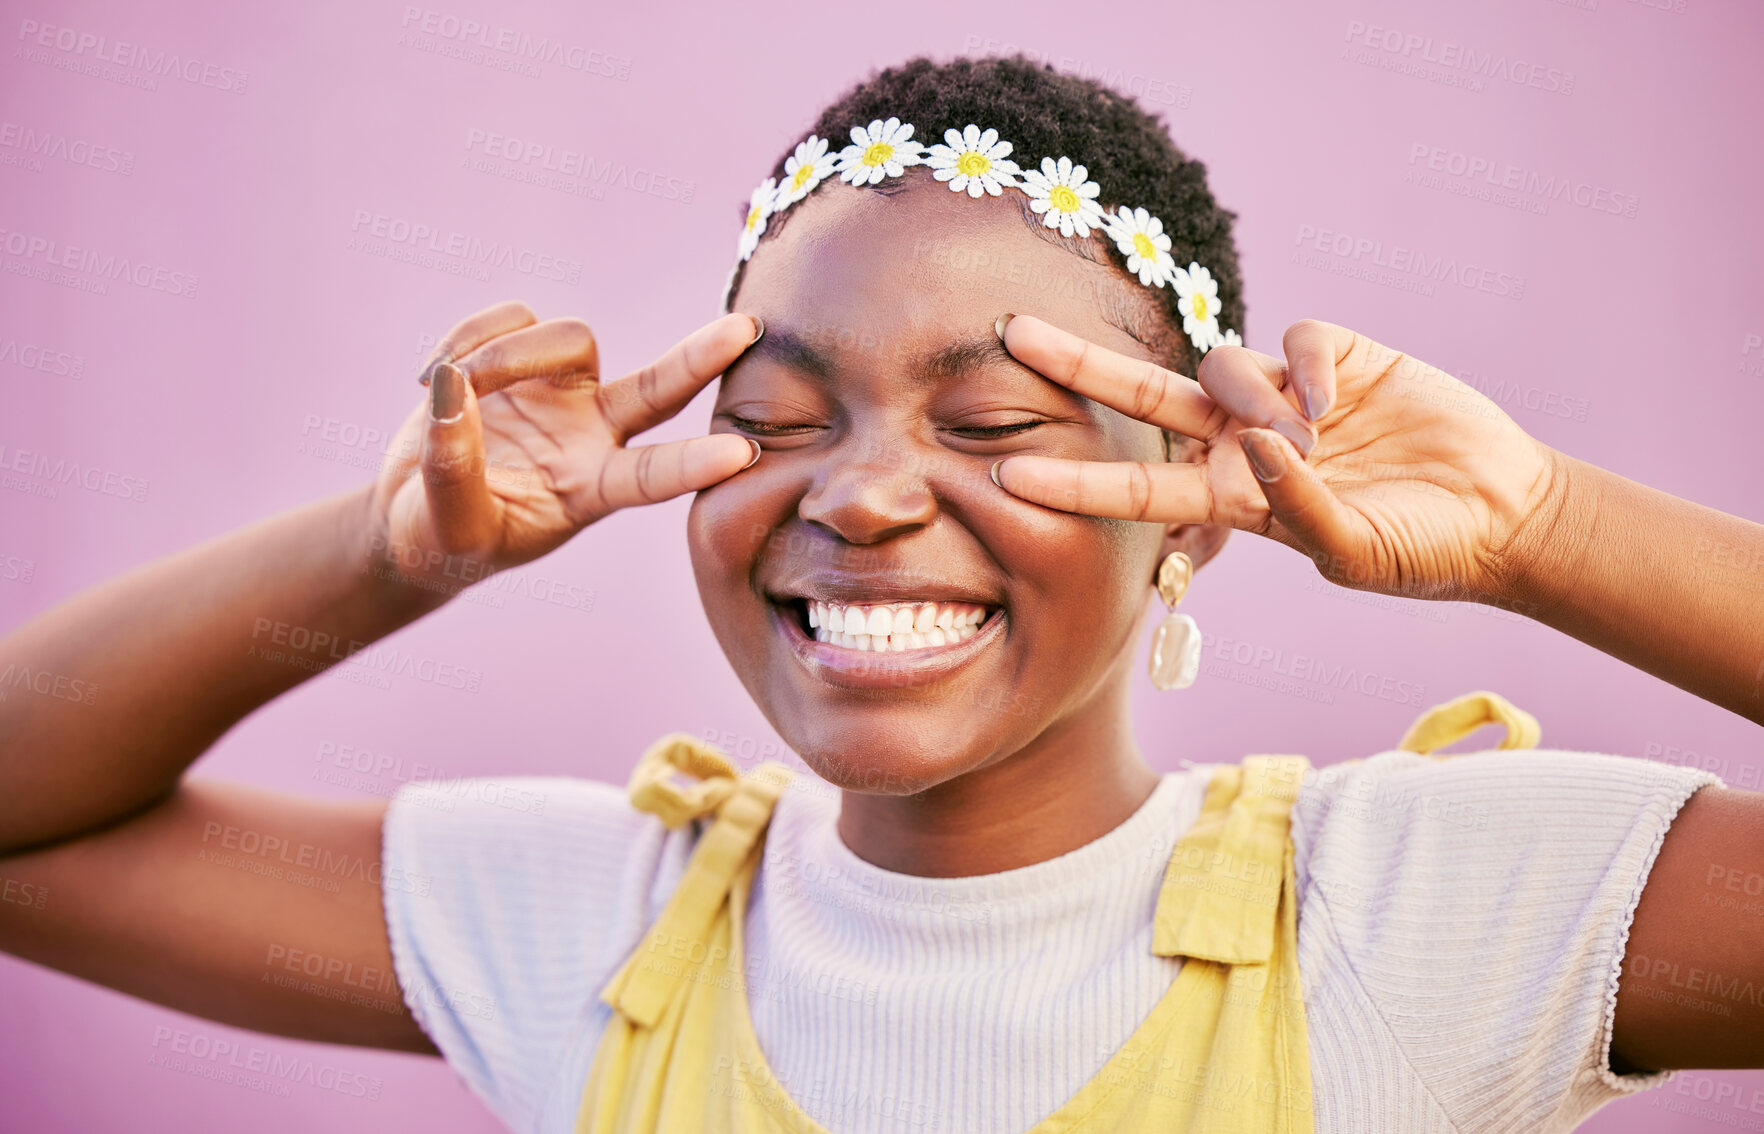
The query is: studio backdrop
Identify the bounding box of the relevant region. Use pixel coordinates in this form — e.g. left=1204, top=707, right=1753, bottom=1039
left=3, top=0, right=1761, bottom=1130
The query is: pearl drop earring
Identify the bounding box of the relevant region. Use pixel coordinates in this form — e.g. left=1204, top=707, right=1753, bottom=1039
left=1148, top=551, right=1201, bottom=691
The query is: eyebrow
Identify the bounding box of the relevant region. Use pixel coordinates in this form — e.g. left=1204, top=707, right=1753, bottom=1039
left=744, top=326, right=1048, bottom=388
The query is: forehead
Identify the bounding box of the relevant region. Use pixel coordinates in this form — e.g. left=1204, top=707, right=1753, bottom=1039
left=731, top=171, right=1158, bottom=366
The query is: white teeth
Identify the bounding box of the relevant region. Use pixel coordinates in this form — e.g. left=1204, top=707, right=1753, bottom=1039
left=798, top=599, right=997, bottom=653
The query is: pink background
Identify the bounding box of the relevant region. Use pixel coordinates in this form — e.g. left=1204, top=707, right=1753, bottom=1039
left=4, top=0, right=1763, bottom=1130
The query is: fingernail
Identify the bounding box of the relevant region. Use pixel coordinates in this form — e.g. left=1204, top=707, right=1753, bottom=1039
left=994, top=313, right=1015, bottom=342
left=989, top=459, right=1004, bottom=488
left=1271, top=418, right=1315, bottom=458
left=430, top=362, right=466, bottom=424
left=1242, top=430, right=1287, bottom=482
left=747, top=315, right=765, bottom=346
left=1302, top=386, right=1330, bottom=422
left=741, top=438, right=762, bottom=470
left=418, top=347, right=453, bottom=387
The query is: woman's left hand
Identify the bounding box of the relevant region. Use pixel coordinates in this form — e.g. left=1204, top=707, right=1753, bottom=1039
left=991, top=315, right=1562, bottom=602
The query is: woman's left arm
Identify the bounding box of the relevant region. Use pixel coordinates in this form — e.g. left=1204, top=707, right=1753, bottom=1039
left=990, top=313, right=1764, bottom=1071
left=1500, top=454, right=1764, bottom=726
left=994, top=314, right=1764, bottom=724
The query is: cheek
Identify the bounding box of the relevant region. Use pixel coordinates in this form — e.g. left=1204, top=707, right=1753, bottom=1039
left=686, top=465, right=795, bottom=602
left=965, top=488, right=1162, bottom=638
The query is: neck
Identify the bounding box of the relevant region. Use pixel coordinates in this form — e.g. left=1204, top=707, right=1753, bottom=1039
left=834, top=676, right=1160, bottom=877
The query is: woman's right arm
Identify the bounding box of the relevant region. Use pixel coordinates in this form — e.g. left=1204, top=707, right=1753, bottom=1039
left=0, top=301, right=762, bottom=1051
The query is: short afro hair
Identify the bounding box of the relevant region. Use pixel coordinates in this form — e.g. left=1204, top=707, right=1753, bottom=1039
left=723, top=54, right=1245, bottom=381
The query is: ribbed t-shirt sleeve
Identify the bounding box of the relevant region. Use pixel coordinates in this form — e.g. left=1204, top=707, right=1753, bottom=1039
left=1291, top=748, right=1722, bottom=1132
left=379, top=775, right=693, bottom=1134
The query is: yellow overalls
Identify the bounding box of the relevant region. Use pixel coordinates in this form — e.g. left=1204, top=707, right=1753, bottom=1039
left=578, top=691, right=1539, bottom=1133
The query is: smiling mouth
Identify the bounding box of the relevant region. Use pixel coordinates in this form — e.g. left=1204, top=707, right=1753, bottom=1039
left=778, top=597, right=998, bottom=653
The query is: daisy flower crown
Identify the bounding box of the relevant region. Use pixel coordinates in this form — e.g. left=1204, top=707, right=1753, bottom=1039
left=727, top=117, right=1242, bottom=356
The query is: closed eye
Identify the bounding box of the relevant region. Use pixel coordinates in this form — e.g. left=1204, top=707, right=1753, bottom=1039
left=947, top=421, right=1047, bottom=439
left=721, top=414, right=821, bottom=436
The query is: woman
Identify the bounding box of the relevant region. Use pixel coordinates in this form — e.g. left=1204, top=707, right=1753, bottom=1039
left=1, top=55, right=1760, bottom=1133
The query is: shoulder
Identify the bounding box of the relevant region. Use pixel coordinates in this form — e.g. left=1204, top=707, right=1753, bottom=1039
left=380, top=774, right=699, bottom=1134
left=1291, top=746, right=1718, bottom=885
left=1292, top=747, right=1722, bottom=1129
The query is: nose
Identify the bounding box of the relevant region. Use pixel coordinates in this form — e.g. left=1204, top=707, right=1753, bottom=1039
left=797, top=434, right=938, bottom=545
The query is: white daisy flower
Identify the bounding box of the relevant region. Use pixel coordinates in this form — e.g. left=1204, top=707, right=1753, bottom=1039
left=1173, top=261, right=1223, bottom=353
left=923, top=124, right=1022, bottom=198
left=1220, top=328, right=1243, bottom=348
left=1104, top=206, right=1176, bottom=288
left=835, top=117, right=924, bottom=186
left=737, top=177, right=777, bottom=262
left=1020, top=156, right=1106, bottom=239
left=774, top=135, right=835, bottom=211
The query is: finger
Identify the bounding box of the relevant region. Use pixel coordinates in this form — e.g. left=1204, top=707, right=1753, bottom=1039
left=451, top=318, right=600, bottom=398
left=591, top=434, right=760, bottom=513
left=419, top=300, right=538, bottom=384
left=1194, top=345, right=1317, bottom=457
left=599, top=313, right=762, bottom=441
left=1238, top=427, right=1367, bottom=571
left=996, top=313, right=1225, bottom=439
left=990, top=454, right=1210, bottom=523
left=1282, top=319, right=1358, bottom=423
left=420, top=363, right=502, bottom=555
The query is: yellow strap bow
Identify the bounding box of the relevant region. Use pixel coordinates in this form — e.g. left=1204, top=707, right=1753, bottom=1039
left=600, top=734, right=794, bottom=1028
left=1397, top=690, right=1540, bottom=754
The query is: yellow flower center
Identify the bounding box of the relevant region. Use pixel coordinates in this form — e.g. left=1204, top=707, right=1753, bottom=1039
left=1191, top=293, right=1210, bottom=321
left=745, top=205, right=763, bottom=232
left=792, top=163, right=815, bottom=190
left=862, top=141, right=893, bottom=167
left=956, top=151, right=991, bottom=177
left=1132, top=233, right=1157, bottom=260
left=1048, top=185, right=1080, bottom=213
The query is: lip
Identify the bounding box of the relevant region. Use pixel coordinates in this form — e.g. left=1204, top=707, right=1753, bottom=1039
left=769, top=599, right=1006, bottom=690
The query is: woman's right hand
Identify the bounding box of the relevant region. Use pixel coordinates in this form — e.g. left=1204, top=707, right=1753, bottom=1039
left=366, top=301, right=762, bottom=591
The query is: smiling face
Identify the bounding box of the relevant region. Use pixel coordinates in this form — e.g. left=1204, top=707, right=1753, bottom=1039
left=689, top=170, right=1211, bottom=796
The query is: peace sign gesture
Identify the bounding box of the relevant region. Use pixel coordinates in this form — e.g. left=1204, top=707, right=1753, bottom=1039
left=990, top=314, right=1562, bottom=600
left=367, top=301, right=762, bottom=590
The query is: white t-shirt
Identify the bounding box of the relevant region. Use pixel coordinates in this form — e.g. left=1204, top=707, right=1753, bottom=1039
left=380, top=747, right=1720, bottom=1134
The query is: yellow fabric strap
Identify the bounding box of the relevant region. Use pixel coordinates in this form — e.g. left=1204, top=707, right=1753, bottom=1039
left=1152, top=755, right=1304, bottom=964
left=599, top=735, right=793, bottom=1029
left=625, top=733, right=742, bottom=828
left=1396, top=690, right=1540, bottom=754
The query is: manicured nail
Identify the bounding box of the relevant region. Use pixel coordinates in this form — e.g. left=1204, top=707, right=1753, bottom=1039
left=1242, top=430, right=1287, bottom=482
left=741, top=438, right=762, bottom=470
left=1271, top=418, right=1315, bottom=458
left=429, top=362, right=466, bottom=424
left=989, top=459, right=1004, bottom=488
left=747, top=315, right=765, bottom=346
left=1302, top=386, right=1330, bottom=422
left=418, top=347, right=453, bottom=386
left=994, top=313, right=1015, bottom=342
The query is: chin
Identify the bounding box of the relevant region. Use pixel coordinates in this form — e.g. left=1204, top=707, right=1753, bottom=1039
left=767, top=710, right=1001, bottom=797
